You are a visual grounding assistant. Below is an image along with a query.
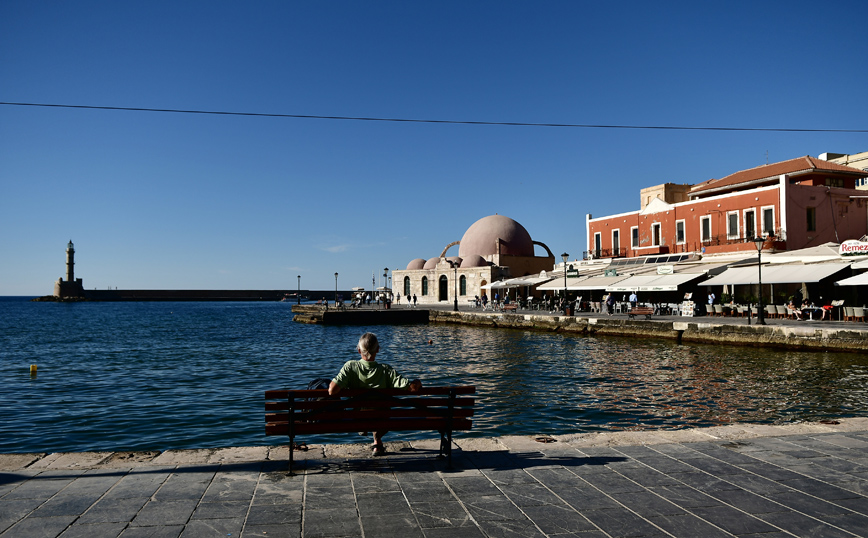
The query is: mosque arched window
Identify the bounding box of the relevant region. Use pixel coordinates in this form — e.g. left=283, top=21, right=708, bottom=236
left=403, top=276, right=410, bottom=297
left=459, top=275, right=467, bottom=296
left=421, top=277, right=428, bottom=296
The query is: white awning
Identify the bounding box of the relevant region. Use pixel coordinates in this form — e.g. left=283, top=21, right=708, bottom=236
left=543, top=274, right=631, bottom=291
left=698, top=263, right=851, bottom=286
left=606, top=275, right=660, bottom=292
left=610, top=272, right=707, bottom=292
left=835, top=272, right=868, bottom=286
left=537, top=276, right=591, bottom=291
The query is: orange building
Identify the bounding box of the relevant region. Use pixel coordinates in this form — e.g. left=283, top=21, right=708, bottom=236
left=586, top=155, right=868, bottom=260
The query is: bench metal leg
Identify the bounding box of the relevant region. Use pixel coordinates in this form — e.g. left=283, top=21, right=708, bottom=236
left=439, top=430, right=453, bottom=468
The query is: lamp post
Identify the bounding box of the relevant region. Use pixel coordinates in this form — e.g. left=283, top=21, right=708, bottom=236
left=561, top=252, right=569, bottom=314
left=453, top=263, right=459, bottom=311
left=753, top=236, right=766, bottom=325
left=383, top=267, right=388, bottom=308
left=334, top=272, right=338, bottom=307
left=297, top=275, right=300, bottom=305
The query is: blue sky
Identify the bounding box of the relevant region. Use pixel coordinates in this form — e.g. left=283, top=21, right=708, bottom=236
left=1, top=1, right=866, bottom=295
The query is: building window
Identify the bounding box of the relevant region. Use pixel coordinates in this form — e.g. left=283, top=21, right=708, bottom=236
left=825, top=177, right=844, bottom=188
left=421, top=276, right=428, bottom=296
left=807, top=207, right=816, bottom=232
left=459, top=275, right=466, bottom=295
left=701, top=216, right=711, bottom=242
left=403, top=276, right=410, bottom=297
left=631, top=226, right=639, bottom=248
left=761, top=207, right=775, bottom=235
left=652, top=223, right=661, bottom=246
left=675, top=220, right=685, bottom=244
left=594, top=232, right=602, bottom=257
left=727, top=211, right=739, bottom=239
left=744, top=209, right=756, bottom=239
left=612, top=230, right=620, bottom=256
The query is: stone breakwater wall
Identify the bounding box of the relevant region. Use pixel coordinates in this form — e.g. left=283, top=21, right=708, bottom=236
left=291, top=306, right=868, bottom=352
left=292, top=305, right=429, bottom=325
left=429, top=311, right=868, bottom=352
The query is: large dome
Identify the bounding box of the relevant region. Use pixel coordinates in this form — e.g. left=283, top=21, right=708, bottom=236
left=458, top=215, right=534, bottom=258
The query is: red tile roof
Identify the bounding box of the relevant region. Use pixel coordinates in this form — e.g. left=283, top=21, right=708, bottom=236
left=690, top=156, right=868, bottom=195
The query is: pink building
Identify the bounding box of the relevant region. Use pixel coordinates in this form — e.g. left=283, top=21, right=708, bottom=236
left=586, top=156, right=868, bottom=260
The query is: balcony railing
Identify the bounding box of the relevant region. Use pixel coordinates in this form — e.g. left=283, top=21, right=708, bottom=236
left=584, top=230, right=787, bottom=260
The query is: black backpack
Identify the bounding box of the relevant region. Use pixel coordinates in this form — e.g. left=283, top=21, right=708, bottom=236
left=307, top=377, right=331, bottom=394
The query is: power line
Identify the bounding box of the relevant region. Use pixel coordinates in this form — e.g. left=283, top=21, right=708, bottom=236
left=1, top=101, right=866, bottom=133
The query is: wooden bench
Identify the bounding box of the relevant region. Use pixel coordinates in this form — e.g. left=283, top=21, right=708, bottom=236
left=265, top=386, right=476, bottom=468
left=502, top=304, right=518, bottom=312
left=628, top=306, right=654, bottom=320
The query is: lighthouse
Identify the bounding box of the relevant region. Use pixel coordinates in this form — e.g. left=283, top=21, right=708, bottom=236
left=54, top=240, right=85, bottom=298
left=66, top=240, right=75, bottom=283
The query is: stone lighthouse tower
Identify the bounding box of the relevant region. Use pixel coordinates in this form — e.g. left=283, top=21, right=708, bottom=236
left=66, top=240, right=75, bottom=283
left=54, top=240, right=85, bottom=298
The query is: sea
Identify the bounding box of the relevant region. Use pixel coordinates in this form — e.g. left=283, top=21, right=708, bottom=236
left=2, top=296, right=868, bottom=454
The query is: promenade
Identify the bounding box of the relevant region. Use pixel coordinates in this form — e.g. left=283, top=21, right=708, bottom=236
left=295, top=302, right=868, bottom=352
left=4, top=419, right=868, bottom=537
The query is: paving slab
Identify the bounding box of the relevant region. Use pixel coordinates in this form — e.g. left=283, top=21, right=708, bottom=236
left=4, top=419, right=868, bottom=537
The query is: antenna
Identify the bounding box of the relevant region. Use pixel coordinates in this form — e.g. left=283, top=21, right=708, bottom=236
left=766, top=150, right=768, bottom=165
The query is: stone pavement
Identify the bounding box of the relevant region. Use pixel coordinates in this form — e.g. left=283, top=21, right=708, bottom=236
left=4, top=419, right=868, bottom=538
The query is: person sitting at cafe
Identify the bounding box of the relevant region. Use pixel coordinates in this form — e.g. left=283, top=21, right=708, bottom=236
left=788, top=299, right=802, bottom=320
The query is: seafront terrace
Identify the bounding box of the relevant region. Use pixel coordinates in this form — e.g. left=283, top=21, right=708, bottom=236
left=294, top=302, right=868, bottom=352
left=4, top=420, right=868, bottom=537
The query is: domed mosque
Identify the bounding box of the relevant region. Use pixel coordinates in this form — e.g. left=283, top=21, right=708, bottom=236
left=392, top=215, right=555, bottom=305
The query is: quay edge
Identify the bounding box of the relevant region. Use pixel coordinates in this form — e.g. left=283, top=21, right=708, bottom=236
left=292, top=305, right=868, bottom=352
left=429, top=310, right=868, bottom=353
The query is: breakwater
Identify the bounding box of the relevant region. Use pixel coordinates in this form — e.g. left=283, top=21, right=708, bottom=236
left=292, top=305, right=868, bottom=352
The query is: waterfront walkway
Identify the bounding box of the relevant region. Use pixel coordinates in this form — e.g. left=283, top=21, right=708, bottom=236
left=4, top=419, right=868, bottom=537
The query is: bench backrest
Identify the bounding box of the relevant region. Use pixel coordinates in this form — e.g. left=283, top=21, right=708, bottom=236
left=265, top=386, right=476, bottom=437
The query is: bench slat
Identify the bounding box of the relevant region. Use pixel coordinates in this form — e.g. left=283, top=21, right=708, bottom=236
left=265, top=397, right=475, bottom=412
left=265, top=386, right=475, bottom=399
left=266, top=408, right=475, bottom=423
left=267, top=418, right=473, bottom=436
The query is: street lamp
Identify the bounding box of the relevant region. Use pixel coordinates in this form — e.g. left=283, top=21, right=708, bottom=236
left=383, top=268, right=388, bottom=309
left=561, top=252, right=569, bottom=314
left=297, top=275, right=301, bottom=305
left=753, top=237, right=766, bottom=325
left=453, top=263, right=459, bottom=312
left=334, top=272, right=338, bottom=307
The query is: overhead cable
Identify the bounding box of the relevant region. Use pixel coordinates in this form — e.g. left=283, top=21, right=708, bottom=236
left=1, top=101, right=865, bottom=133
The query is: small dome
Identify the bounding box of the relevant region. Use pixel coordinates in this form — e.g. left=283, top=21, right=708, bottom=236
left=446, top=256, right=462, bottom=267
left=422, top=257, right=441, bottom=270
left=460, top=254, right=487, bottom=268
left=459, top=215, right=534, bottom=258
left=406, top=258, right=426, bottom=270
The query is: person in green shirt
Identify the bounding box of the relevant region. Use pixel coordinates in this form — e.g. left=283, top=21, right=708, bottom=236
left=328, top=332, right=422, bottom=456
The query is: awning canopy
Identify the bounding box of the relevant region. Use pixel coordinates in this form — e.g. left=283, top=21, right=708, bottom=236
left=606, top=275, right=660, bottom=292
left=698, top=263, right=851, bottom=286
left=607, top=272, right=706, bottom=292
left=545, top=274, right=631, bottom=291
left=835, top=272, right=868, bottom=287
left=537, top=276, right=591, bottom=291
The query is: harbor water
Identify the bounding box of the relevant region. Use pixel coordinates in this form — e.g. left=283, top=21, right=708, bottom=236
left=2, top=297, right=868, bottom=454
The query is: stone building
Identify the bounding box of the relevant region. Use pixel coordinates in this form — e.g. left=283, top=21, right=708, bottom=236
left=392, top=215, right=555, bottom=305
left=586, top=154, right=868, bottom=260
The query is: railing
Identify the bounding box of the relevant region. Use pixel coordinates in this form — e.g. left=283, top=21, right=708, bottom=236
left=585, top=229, right=787, bottom=260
